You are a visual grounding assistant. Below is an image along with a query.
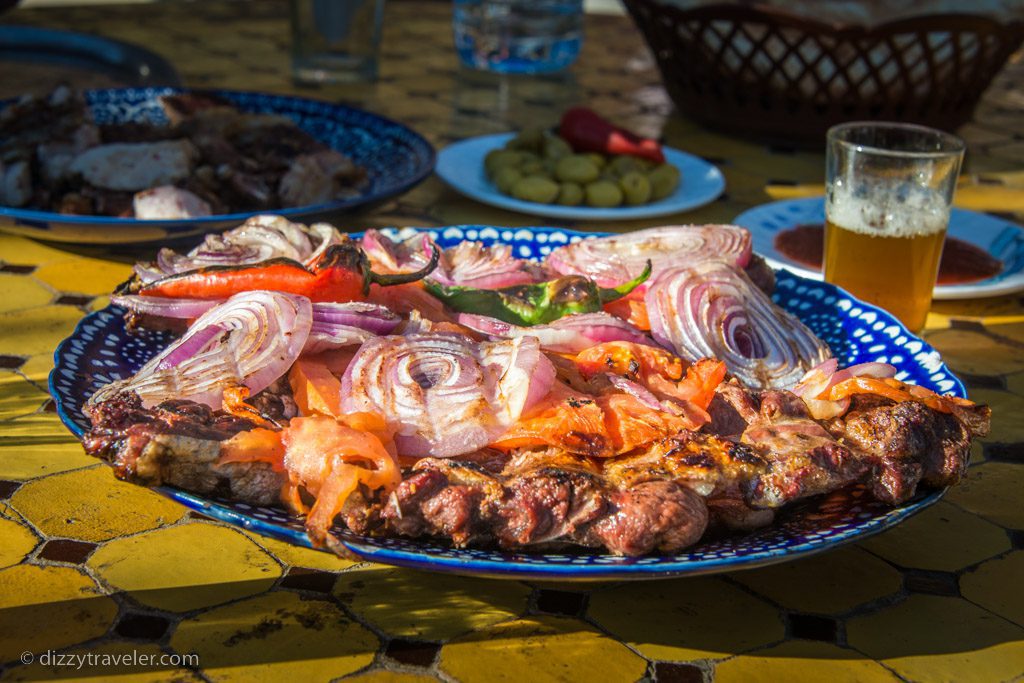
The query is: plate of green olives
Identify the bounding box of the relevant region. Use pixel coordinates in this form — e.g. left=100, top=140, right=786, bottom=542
left=435, top=132, right=725, bottom=220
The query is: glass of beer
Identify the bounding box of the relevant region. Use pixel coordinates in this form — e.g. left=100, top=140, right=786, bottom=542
left=824, top=122, right=965, bottom=332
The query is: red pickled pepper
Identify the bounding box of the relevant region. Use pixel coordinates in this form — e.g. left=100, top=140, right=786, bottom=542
left=558, top=107, right=666, bottom=164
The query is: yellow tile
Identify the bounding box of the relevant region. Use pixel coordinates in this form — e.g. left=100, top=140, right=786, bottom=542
left=961, top=551, right=1024, bottom=628
left=859, top=501, right=1010, bottom=572
left=336, top=566, right=529, bottom=641
left=33, top=257, right=133, bottom=297
left=847, top=594, right=1024, bottom=683
left=0, top=441, right=98, bottom=481
left=0, top=274, right=53, bottom=313
left=0, top=515, right=38, bottom=569
left=0, top=305, right=83, bottom=357
left=10, top=353, right=54, bottom=385
left=587, top=577, right=784, bottom=661
left=243, top=531, right=357, bottom=573
left=714, top=641, right=900, bottom=683
left=0, top=564, right=118, bottom=663
left=962, top=388, right=1024, bottom=444
left=439, top=615, right=647, bottom=683
left=1007, top=370, right=1024, bottom=396
left=0, top=373, right=48, bottom=420
left=1, top=642, right=201, bottom=682
left=730, top=546, right=902, bottom=614
left=945, top=462, right=1024, bottom=529
left=343, top=673, right=437, bottom=683
left=12, top=465, right=186, bottom=541
left=88, top=522, right=280, bottom=613
left=169, top=590, right=378, bottom=682
left=925, top=328, right=1024, bottom=376
left=0, top=234, right=75, bottom=267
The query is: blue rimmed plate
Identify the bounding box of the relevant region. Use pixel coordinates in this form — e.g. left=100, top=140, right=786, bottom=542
left=436, top=133, right=725, bottom=221
left=734, top=196, right=1024, bottom=300
left=49, top=226, right=964, bottom=580
left=0, top=87, right=434, bottom=244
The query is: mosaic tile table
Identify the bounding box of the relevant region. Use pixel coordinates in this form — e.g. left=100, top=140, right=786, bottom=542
left=1, top=2, right=1023, bottom=681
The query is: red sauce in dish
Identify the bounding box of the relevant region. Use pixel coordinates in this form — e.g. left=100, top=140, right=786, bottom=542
left=773, top=224, right=1003, bottom=285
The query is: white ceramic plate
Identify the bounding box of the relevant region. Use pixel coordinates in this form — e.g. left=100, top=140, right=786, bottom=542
left=734, top=197, right=1024, bottom=300
left=435, top=132, right=725, bottom=220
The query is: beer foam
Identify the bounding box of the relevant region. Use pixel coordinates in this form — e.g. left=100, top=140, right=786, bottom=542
left=827, top=183, right=948, bottom=238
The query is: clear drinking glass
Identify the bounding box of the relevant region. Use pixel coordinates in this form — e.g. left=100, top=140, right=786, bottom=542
left=452, top=0, right=583, bottom=74
left=824, top=122, right=965, bottom=332
left=290, top=0, right=385, bottom=84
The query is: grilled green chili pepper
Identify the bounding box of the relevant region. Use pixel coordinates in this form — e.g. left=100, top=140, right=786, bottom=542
left=424, top=261, right=651, bottom=326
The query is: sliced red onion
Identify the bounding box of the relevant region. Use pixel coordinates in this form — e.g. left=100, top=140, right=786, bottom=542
left=361, top=229, right=434, bottom=274
left=545, top=225, right=752, bottom=287
left=430, top=240, right=546, bottom=288
left=607, top=374, right=662, bottom=411
left=645, top=261, right=830, bottom=390
left=340, top=333, right=554, bottom=458
left=457, top=312, right=655, bottom=354
left=313, top=302, right=401, bottom=335
left=133, top=215, right=342, bottom=283
left=89, top=291, right=312, bottom=409
left=111, top=294, right=218, bottom=319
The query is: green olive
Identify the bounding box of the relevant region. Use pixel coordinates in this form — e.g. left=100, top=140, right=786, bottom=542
left=519, top=157, right=547, bottom=177
left=554, top=155, right=601, bottom=184
left=607, top=155, right=642, bottom=178
left=505, top=127, right=546, bottom=153
left=556, top=181, right=584, bottom=206
left=485, top=149, right=523, bottom=177
left=512, top=175, right=560, bottom=204
left=584, top=179, right=624, bottom=208
left=542, top=135, right=573, bottom=160
left=619, top=171, right=652, bottom=206
left=585, top=153, right=608, bottom=170
left=493, top=166, right=523, bottom=194
left=649, top=163, right=681, bottom=200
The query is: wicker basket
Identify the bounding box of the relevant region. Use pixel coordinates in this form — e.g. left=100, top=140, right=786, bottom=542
left=623, top=0, right=1024, bottom=145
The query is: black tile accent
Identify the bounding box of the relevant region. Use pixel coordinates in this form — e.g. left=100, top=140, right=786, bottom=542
left=187, top=510, right=217, bottom=522
left=904, top=569, right=960, bottom=596
left=767, top=144, right=797, bottom=155
left=0, top=355, right=25, bottom=369
left=787, top=613, right=839, bottom=642
left=115, top=612, right=171, bottom=641
left=986, top=442, right=1024, bottom=461
left=279, top=568, right=336, bottom=593
left=949, top=319, right=987, bottom=332
left=766, top=178, right=798, bottom=186
left=653, top=661, right=704, bottom=683
left=43, top=399, right=56, bottom=413
left=0, top=264, right=36, bottom=274
left=55, top=294, right=95, bottom=307
left=534, top=589, right=586, bottom=617
left=0, top=480, right=21, bottom=499
left=958, top=373, right=1006, bottom=390
left=384, top=639, right=440, bottom=668
left=1007, top=529, right=1024, bottom=549
left=37, top=539, right=97, bottom=564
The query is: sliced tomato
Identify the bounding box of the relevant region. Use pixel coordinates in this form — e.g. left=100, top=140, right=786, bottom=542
left=219, top=427, right=285, bottom=471
left=289, top=358, right=342, bottom=417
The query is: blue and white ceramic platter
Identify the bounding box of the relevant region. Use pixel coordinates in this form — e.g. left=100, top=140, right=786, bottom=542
left=0, top=88, right=435, bottom=244
left=734, top=196, right=1024, bottom=300
left=50, top=226, right=965, bottom=580
left=436, top=133, right=725, bottom=220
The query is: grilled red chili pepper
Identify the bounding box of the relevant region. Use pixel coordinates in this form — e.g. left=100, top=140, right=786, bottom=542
left=136, top=242, right=439, bottom=302
left=559, top=107, right=665, bottom=164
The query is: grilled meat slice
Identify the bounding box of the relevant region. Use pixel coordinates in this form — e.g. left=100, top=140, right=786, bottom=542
left=706, top=494, right=775, bottom=533
left=826, top=394, right=991, bottom=503
left=83, top=392, right=283, bottom=505
left=603, top=431, right=766, bottom=497
left=586, top=481, right=708, bottom=555
left=705, top=380, right=759, bottom=437
left=740, top=391, right=870, bottom=508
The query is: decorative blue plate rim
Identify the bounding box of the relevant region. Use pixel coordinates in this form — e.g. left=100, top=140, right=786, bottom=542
left=0, top=87, right=435, bottom=240
left=734, top=196, right=1024, bottom=300
left=49, top=225, right=966, bottom=580
left=435, top=133, right=726, bottom=220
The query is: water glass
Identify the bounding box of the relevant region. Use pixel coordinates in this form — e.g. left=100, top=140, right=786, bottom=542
left=290, top=0, right=385, bottom=84
left=824, top=122, right=964, bottom=332
left=453, top=0, right=583, bottom=74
